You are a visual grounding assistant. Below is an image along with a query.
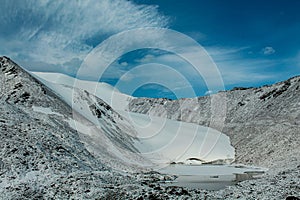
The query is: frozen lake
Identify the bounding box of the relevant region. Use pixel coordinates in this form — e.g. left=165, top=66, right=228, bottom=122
left=159, top=164, right=266, bottom=190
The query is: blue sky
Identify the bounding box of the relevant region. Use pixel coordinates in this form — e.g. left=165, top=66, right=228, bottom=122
left=0, top=0, right=299, bottom=99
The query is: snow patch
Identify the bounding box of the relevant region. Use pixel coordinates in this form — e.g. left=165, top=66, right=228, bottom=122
left=32, top=106, right=63, bottom=117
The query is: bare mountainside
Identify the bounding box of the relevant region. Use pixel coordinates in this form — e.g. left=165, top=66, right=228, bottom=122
left=0, top=56, right=146, bottom=199
left=129, top=75, right=300, bottom=173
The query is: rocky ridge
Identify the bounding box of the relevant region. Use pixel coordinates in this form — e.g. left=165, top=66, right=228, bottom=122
left=129, top=76, right=300, bottom=173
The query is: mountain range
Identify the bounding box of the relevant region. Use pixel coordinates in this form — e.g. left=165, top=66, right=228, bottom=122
left=0, top=56, right=299, bottom=199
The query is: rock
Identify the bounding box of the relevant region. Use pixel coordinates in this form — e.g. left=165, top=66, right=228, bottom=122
left=286, top=196, right=300, bottom=200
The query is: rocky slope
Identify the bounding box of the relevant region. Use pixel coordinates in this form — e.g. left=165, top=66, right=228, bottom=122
left=0, top=56, right=150, bottom=199
left=0, top=56, right=299, bottom=199
left=129, top=76, right=300, bottom=173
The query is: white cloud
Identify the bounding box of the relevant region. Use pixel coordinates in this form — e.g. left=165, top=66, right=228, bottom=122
left=0, top=0, right=168, bottom=73
left=135, top=54, right=156, bottom=63
left=204, top=90, right=214, bottom=95
left=120, top=62, right=128, bottom=67
left=262, top=46, right=276, bottom=55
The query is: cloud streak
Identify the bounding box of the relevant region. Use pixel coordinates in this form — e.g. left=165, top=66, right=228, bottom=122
left=208, top=46, right=276, bottom=82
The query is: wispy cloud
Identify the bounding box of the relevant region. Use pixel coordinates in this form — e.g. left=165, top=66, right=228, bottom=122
left=97, top=39, right=296, bottom=97
left=207, top=46, right=279, bottom=85
left=114, top=63, right=197, bottom=98
left=99, top=43, right=279, bottom=96
left=0, top=0, right=168, bottom=73
left=206, top=46, right=251, bottom=57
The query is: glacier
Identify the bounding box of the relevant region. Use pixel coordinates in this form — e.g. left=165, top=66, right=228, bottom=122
left=31, top=72, right=235, bottom=168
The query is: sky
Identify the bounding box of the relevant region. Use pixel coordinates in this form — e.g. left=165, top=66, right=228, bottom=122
left=0, top=0, right=299, bottom=99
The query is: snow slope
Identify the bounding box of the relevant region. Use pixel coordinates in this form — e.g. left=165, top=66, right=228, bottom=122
left=31, top=76, right=147, bottom=168
left=32, top=72, right=133, bottom=111
left=31, top=71, right=235, bottom=167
